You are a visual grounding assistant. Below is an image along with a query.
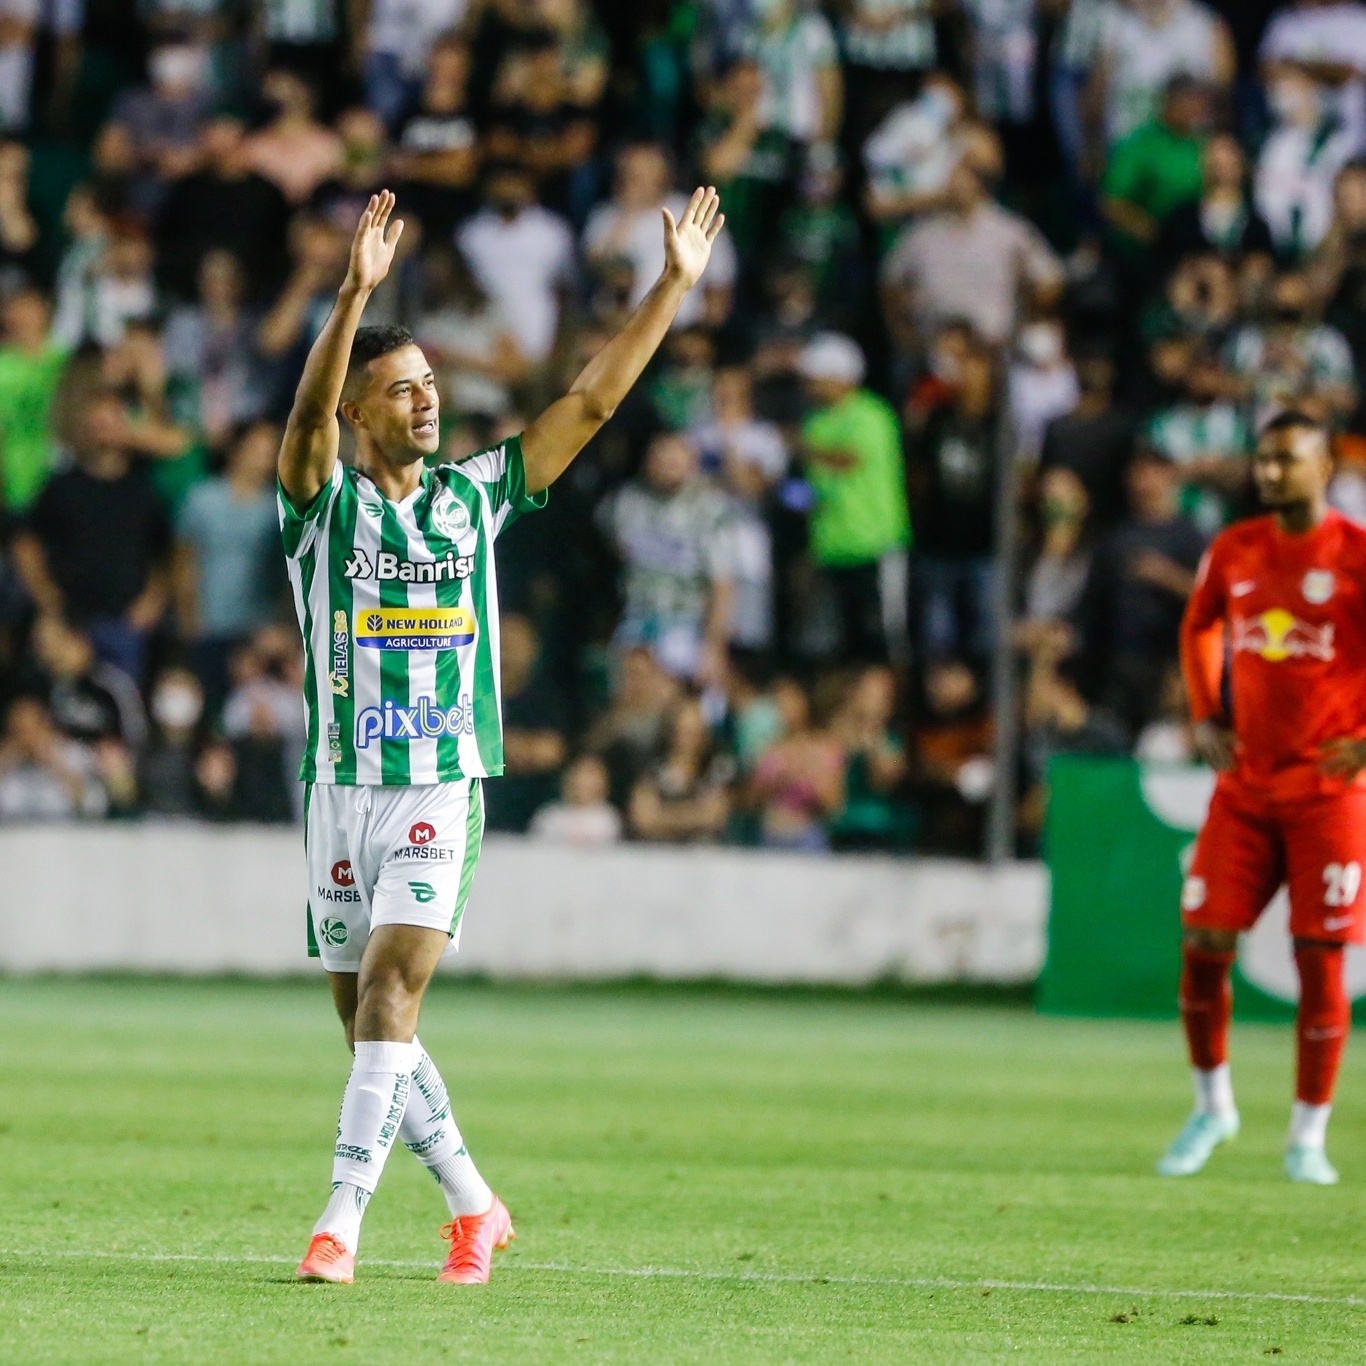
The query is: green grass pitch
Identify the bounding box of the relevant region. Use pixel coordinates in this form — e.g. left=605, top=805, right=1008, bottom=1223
left=2, top=978, right=1365, bottom=1363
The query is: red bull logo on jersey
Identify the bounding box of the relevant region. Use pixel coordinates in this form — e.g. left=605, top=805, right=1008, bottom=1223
left=354, top=606, right=476, bottom=650
left=355, top=695, right=475, bottom=748
left=1231, top=608, right=1335, bottom=663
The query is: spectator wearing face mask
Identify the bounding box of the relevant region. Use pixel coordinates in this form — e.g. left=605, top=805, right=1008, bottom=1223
left=137, top=666, right=208, bottom=816
left=1008, top=319, right=1080, bottom=465
left=219, top=626, right=307, bottom=823
left=94, top=43, right=214, bottom=216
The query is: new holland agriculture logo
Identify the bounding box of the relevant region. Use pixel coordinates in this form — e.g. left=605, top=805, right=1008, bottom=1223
left=354, top=606, right=476, bottom=650
left=1231, top=609, right=1335, bottom=663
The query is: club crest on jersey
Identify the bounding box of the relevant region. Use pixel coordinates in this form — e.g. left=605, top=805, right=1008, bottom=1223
left=343, top=549, right=475, bottom=583
left=430, top=489, right=471, bottom=538
left=1302, top=570, right=1335, bottom=605
left=1231, top=609, right=1335, bottom=662
left=355, top=694, right=475, bottom=747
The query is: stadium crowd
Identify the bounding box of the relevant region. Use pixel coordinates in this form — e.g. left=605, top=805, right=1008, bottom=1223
left=0, top=0, right=1360, bottom=853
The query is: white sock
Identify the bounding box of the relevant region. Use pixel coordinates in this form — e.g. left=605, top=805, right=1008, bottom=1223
left=400, top=1038, right=494, bottom=1217
left=1192, top=1064, right=1236, bottom=1118
left=314, top=1039, right=418, bottom=1251
left=1289, top=1100, right=1332, bottom=1151
left=313, top=1182, right=370, bottom=1251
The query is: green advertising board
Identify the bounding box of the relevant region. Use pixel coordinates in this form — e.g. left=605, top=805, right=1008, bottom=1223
left=1038, top=756, right=1366, bottom=1022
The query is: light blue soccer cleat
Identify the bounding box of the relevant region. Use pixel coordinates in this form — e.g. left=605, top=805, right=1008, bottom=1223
left=1157, top=1111, right=1240, bottom=1176
left=1285, top=1145, right=1339, bottom=1185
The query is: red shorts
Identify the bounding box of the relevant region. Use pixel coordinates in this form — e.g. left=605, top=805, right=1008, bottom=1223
left=1182, top=782, right=1366, bottom=944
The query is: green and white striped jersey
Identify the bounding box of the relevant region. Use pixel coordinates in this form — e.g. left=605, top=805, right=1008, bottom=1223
left=278, top=435, right=546, bottom=785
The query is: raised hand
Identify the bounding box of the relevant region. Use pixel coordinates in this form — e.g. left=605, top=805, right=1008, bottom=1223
left=662, top=186, right=724, bottom=291
left=346, top=190, right=404, bottom=293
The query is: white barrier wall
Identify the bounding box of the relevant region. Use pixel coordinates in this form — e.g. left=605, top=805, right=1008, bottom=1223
left=0, top=825, right=1048, bottom=984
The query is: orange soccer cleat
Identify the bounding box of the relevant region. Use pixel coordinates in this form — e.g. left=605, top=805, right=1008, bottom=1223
left=296, top=1232, right=356, bottom=1283
left=437, top=1196, right=514, bottom=1284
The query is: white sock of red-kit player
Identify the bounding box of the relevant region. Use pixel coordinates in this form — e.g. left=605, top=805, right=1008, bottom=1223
left=1289, top=1100, right=1332, bottom=1150
left=401, top=1037, right=494, bottom=1217
left=1192, top=1062, right=1236, bottom=1119
left=314, top=1039, right=417, bottom=1253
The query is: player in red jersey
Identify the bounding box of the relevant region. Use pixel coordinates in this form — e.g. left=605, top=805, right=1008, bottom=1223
left=1159, top=410, right=1366, bottom=1185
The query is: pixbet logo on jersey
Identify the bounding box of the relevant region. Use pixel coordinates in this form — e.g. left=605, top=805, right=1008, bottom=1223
left=355, top=694, right=475, bottom=747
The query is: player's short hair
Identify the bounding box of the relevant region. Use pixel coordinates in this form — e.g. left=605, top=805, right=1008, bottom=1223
left=342, top=324, right=415, bottom=403
left=1259, top=408, right=1326, bottom=441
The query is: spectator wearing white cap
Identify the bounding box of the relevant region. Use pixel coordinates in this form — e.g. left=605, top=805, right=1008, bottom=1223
left=798, top=332, right=911, bottom=661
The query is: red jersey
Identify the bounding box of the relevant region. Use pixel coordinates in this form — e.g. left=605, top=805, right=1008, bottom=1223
left=1181, top=510, right=1366, bottom=801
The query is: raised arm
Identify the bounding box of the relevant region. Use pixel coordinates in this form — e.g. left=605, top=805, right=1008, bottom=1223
left=521, top=186, right=724, bottom=496
left=277, top=190, right=404, bottom=507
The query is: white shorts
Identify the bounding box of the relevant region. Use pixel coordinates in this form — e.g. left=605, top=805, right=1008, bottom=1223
left=304, top=780, right=485, bottom=972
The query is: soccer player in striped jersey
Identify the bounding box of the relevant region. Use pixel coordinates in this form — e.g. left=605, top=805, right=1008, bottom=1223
left=288, top=187, right=725, bottom=1284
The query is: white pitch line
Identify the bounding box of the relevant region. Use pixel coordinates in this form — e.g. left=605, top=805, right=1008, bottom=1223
left=2, top=1247, right=1365, bottom=1308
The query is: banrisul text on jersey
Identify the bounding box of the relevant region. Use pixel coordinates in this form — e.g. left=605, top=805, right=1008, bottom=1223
left=278, top=435, right=546, bottom=785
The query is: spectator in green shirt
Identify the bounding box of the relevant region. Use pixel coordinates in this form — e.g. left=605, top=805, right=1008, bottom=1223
left=1102, top=75, right=1210, bottom=259
left=798, top=332, right=911, bottom=661
left=0, top=286, right=67, bottom=513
